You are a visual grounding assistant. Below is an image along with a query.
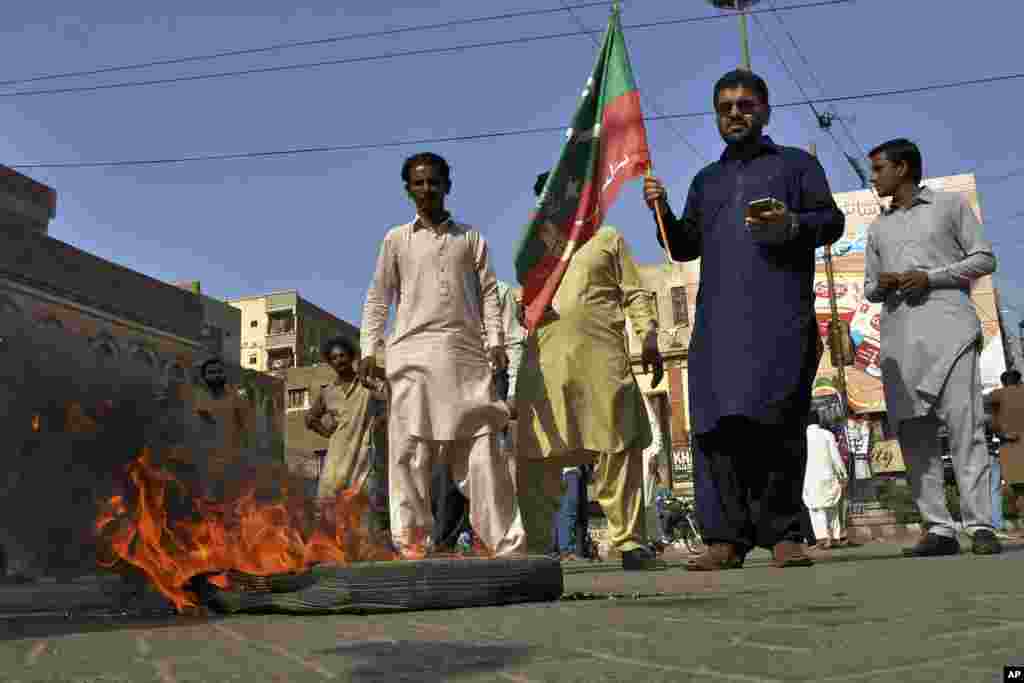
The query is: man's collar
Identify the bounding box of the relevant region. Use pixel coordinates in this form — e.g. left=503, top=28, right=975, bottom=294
left=720, top=135, right=779, bottom=162
left=412, top=212, right=454, bottom=232
left=883, top=186, right=933, bottom=215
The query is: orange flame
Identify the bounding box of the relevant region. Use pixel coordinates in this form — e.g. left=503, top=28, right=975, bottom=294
left=94, top=448, right=398, bottom=612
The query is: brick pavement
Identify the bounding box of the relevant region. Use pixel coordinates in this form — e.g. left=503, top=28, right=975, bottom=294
left=0, top=540, right=1021, bottom=682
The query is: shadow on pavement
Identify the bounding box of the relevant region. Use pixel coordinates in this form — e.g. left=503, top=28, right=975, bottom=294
left=316, top=638, right=534, bottom=680
left=0, top=609, right=219, bottom=642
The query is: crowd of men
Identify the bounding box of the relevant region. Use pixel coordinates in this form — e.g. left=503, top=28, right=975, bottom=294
left=194, top=68, right=1016, bottom=570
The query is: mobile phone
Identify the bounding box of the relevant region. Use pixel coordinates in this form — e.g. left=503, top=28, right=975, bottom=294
left=747, top=197, right=783, bottom=219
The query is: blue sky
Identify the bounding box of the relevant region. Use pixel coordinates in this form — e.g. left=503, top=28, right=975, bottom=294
left=2, top=1, right=1022, bottom=329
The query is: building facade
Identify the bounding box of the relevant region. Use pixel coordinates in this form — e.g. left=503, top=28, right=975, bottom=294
left=172, top=281, right=243, bottom=368
left=0, top=169, right=284, bottom=577
left=229, top=291, right=359, bottom=374
left=0, top=165, right=56, bottom=235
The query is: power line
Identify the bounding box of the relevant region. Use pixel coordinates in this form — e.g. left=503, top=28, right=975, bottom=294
left=751, top=11, right=860, bottom=187
left=557, top=0, right=709, bottom=163
left=12, top=72, right=1024, bottom=170
left=766, top=0, right=866, bottom=156
left=0, top=2, right=614, bottom=89
left=0, top=1, right=855, bottom=100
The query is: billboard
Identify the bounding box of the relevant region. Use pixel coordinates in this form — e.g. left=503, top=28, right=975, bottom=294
left=812, top=173, right=1000, bottom=414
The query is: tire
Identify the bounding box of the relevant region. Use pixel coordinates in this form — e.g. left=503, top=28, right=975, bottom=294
left=194, top=555, right=564, bottom=615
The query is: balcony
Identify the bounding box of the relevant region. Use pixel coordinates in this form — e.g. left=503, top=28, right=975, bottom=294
left=265, top=332, right=296, bottom=349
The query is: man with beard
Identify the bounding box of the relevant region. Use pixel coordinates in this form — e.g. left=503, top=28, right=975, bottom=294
left=358, top=152, right=526, bottom=558
left=190, top=356, right=252, bottom=501
left=864, top=138, right=1000, bottom=556
left=305, top=336, right=388, bottom=540
left=643, top=70, right=844, bottom=570
left=516, top=171, right=664, bottom=571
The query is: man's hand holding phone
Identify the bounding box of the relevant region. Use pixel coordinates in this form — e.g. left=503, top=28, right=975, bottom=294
left=746, top=197, right=795, bottom=245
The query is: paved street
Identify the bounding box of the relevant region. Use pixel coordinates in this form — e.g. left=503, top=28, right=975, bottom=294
left=0, top=539, right=1022, bottom=682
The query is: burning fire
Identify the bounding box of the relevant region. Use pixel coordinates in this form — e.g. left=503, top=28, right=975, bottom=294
left=94, top=448, right=400, bottom=612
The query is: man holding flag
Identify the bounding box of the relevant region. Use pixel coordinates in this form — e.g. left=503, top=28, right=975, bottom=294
left=512, top=7, right=664, bottom=570
left=644, top=70, right=845, bottom=570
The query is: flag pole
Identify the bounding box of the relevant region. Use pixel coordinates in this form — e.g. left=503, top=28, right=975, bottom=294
left=646, top=165, right=675, bottom=265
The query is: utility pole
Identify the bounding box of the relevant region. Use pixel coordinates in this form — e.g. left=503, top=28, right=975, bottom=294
left=808, top=143, right=852, bottom=415
left=707, top=1, right=761, bottom=71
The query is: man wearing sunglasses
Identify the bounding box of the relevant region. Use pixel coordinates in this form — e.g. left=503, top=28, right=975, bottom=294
left=643, top=70, right=845, bottom=571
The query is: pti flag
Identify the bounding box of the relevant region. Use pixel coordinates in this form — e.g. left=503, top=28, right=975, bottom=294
left=513, top=7, right=650, bottom=331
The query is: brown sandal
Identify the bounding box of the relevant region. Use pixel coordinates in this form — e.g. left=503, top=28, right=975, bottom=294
left=685, top=543, right=744, bottom=571
left=772, top=541, right=814, bottom=568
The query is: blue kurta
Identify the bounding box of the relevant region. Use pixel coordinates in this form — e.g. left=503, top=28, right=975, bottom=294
left=658, top=137, right=845, bottom=435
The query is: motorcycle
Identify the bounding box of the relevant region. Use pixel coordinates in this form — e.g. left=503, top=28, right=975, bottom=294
left=656, top=492, right=705, bottom=554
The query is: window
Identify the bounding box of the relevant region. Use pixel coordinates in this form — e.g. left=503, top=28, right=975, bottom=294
left=248, top=355, right=257, bottom=365
left=250, top=320, right=259, bottom=328
left=670, top=286, right=689, bottom=327
left=287, top=388, right=309, bottom=410
left=268, top=313, right=294, bottom=334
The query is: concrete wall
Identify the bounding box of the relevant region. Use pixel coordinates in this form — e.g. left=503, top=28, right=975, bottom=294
left=198, top=293, right=242, bottom=368
left=282, top=365, right=336, bottom=481
left=0, top=225, right=203, bottom=340
left=0, top=165, right=56, bottom=234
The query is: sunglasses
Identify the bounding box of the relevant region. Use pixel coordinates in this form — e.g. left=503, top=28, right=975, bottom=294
left=716, top=98, right=761, bottom=117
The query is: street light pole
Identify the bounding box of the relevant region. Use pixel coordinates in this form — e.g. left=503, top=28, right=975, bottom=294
left=708, top=0, right=761, bottom=72
left=738, top=7, right=752, bottom=71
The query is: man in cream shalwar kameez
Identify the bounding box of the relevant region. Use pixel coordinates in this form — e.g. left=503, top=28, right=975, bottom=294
left=358, top=153, right=525, bottom=558
left=865, top=138, right=1000, bottom=556
left=803, top=411, right=847, bottom=548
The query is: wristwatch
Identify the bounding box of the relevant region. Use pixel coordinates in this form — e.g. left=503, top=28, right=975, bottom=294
left=788, top=212, right=801, bottom=240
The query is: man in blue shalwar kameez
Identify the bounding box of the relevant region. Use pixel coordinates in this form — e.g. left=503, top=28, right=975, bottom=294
left=644, top=70, right=845, bottom=570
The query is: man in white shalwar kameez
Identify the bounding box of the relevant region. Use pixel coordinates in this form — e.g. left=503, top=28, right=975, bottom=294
left=803, top=410, right=847, bottom=549
left=358, top=152, right=526, bottom=558
left=864, top=138, right=1000, bottom=556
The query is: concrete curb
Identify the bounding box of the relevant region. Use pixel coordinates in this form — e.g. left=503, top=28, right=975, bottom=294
left=849, top=517, right=1024, bottom=542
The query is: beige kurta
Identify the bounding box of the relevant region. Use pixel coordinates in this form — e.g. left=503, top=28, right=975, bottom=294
left=360, top=219, right=503, bottom=440
left=307, top=379, right=383, bottom=500
left=189, top=383, right=251, bottom=475
left=516, top=226, right=655, bottom=461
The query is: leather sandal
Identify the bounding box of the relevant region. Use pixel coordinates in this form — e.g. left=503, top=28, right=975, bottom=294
left=772, top=540, right=814, bottom=568
left=685, top=543, right=744, bottom=571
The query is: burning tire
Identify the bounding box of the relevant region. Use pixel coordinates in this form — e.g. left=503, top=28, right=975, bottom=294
left=191, top=555, right=563, bottom=615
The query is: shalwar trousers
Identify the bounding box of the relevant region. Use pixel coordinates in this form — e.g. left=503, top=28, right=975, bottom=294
left=388, top=415, right=526, bottom=557
left=518, top=449, right=645, bottom=556
left=897, top=347, right=993, bottom=538
left=808, top=499, right=846, bottom=542
left=695, top=416, right=808, bottom=552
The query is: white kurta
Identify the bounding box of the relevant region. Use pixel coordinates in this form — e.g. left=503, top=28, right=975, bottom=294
left=864, top=188, right=995, bottom=426
left=360, top=219, right=504, bottom=440
left=803, top=425, right=847, bottom=509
